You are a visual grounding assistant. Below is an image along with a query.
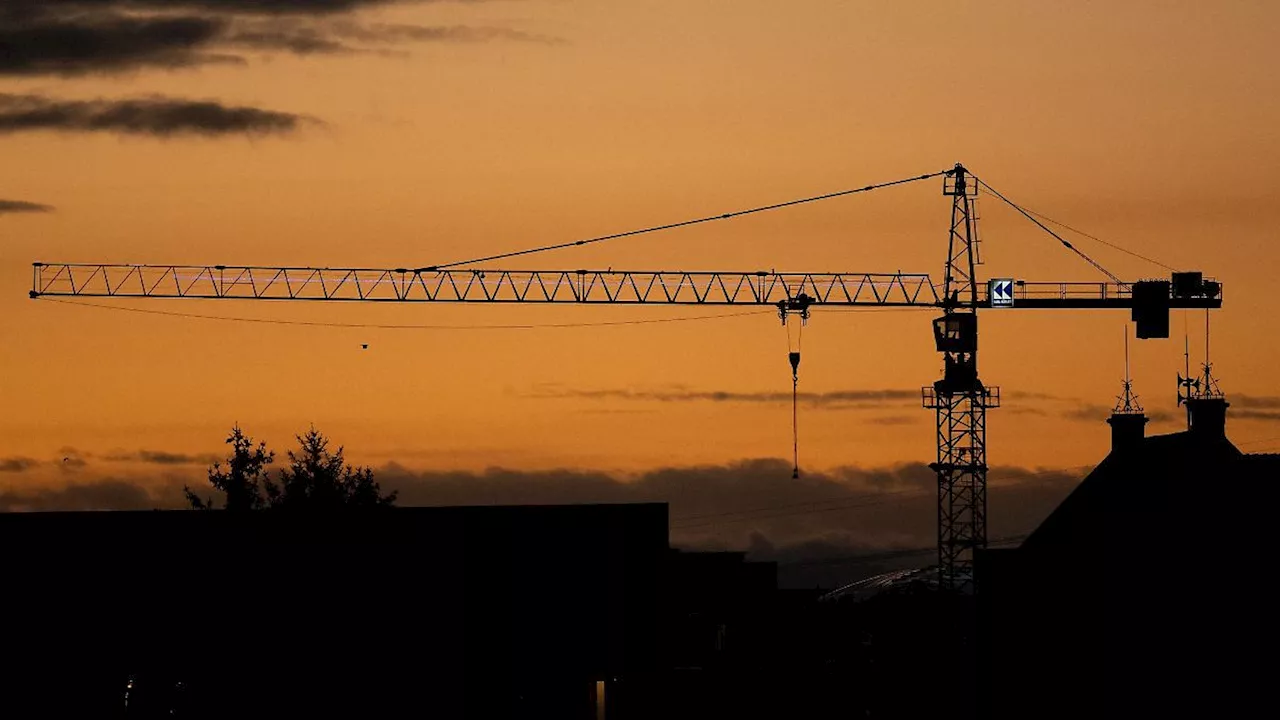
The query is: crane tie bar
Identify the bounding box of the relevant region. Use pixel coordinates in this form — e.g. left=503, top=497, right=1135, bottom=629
left=427, top=170, right=952, bottom=270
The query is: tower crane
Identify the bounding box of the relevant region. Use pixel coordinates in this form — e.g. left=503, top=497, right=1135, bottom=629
left=27, top=164, right=1223, bottom=591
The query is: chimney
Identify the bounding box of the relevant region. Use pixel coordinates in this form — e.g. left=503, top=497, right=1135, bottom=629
left=1186, top=396, right=1229, bottom=438
left=1107, top=411, right=1148, bottom=453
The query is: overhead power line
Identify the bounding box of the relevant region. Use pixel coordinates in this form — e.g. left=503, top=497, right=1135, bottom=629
left=41, top=297, right=774, bottom=330
left=426, top=169, right=951, bottom=269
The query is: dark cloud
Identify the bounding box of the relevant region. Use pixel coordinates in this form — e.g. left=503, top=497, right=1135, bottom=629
left=226, top=19, right=564, bottom=54
left=102, top=450, right=222, bottom=465
left=527, top=385, right=918, bottom=409
left=0, top=94, right=308, bottom=137
left=0, top=12, right=234, bottom=76
left=223, top=21, right=352, bottom=54
left=1, top=2, right=410, bottom=18
left=0, top=458, right=1082, bottom=549
left=370, top=459, right=1081, bottom=564
left=0, top=479, right=166, bottom=512
left=0, top=2, right=557, bottom=76
left=0, top=457, right=41, bottom=473
left=0, top=456, right=1085, bottom=586
left=0, top=200, right=54, bottom=214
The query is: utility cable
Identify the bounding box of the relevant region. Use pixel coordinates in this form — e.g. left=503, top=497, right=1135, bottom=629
left=975, top=178, right=1124, bottom=284
left=425, top=170, right=951, bottom=270
left=38, top=297, right=774, bottom=330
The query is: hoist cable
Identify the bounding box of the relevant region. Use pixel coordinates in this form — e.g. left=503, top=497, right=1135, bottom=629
left=786, top=316, right=804, bottom=479
left=792, top=373, right=799, bottom=479
left=427, top=169, right=952, bottom=270
left=974, top=178, right=1124, bottom=284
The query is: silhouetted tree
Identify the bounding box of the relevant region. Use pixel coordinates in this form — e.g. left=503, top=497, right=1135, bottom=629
left=263, top=426, right=397, bottom=509
left=186, top=425, right=396, bottom=510
left=185, top=425, right=273, bottom=510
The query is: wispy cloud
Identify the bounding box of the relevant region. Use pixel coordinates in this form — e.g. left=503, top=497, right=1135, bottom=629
left=526, top=385, right=918, bottom=409
left=0, top=94, right=310, bottom=137
left=102, top=450, right=221, bottom=466
left=1234, top=394, right=1280, bottom=410
left=0, top=457, right=41, bottom=473
left=227, top=19, right=564, bottom=55
left=866, top=415, right=919, bottom=426
left=0, top=199, right=54, bottom=214
left=1234, top=409, right=1280, bottom=422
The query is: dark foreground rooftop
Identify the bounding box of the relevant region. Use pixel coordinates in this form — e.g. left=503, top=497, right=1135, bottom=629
left=1, top=504, right=668, bottom=719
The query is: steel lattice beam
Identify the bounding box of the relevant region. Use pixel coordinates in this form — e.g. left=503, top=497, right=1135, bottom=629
left=30, top=264, right=941, bottom=307
left=924, top=385, right=1000, bottom=590
left=29, top=263, right=1223, bottom=310
left=928, top=164, right=991, bottom=594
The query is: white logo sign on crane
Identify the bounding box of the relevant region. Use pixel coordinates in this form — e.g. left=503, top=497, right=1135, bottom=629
left=990, top=279, right=1015, bottom=307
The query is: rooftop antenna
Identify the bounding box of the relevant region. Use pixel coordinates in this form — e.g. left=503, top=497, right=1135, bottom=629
left=1177, top=330, right=1195, bottom=429
left=1113, top=325, right=1142, bottom=414
left=1178, top=309, right=1223, bottom=424
left=1199, top=307, right=1223, bottom=398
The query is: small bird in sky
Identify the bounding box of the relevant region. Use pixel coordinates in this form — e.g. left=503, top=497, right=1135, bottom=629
left=361, top=344, right=369, bottom=350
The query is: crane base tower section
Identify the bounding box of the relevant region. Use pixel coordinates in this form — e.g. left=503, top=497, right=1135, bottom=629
left=923, top=383, right=1000, bottom=593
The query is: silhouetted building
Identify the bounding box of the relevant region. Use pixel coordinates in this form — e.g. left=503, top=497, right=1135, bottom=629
left=978, top=396, right=1280, bottom=718
left=0, top=504, right=667, bottom=719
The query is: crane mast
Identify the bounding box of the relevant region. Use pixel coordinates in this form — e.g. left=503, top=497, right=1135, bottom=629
left=27, top=165, right=1225, bottom=596
left=924, top=164, right=998, bottom=592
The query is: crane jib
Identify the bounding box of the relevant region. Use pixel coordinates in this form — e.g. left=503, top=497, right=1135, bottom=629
left=29, top=264, right=1221, bottom=312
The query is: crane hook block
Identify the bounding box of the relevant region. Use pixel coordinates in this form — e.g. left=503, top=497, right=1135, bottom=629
left=789, top=351, right=801, bottom=376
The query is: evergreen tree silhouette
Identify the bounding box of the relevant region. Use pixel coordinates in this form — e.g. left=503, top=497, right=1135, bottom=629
left=185, top=424, right=273, bottom=510
left=265, top=427, right=397, bottom=509
left=186, top=425, right=396, bottom=510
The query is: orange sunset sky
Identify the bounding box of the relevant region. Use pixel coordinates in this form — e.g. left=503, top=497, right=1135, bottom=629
left=1, top=1, right=1278, bottom=522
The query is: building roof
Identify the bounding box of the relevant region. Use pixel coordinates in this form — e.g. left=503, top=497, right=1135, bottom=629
left=1019, top=422, right=1277, bottom=563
